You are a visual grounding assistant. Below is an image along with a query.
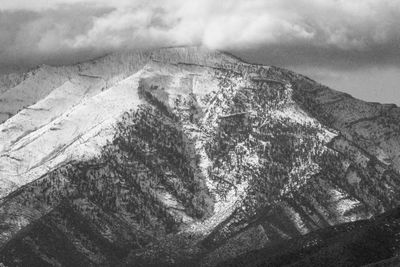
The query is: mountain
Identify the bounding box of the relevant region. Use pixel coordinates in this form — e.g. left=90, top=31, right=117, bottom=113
left=0, top=46, right=399, bottom=266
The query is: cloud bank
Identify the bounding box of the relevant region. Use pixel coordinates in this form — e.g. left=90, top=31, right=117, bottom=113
left=0, top=0, right=400, bottom=72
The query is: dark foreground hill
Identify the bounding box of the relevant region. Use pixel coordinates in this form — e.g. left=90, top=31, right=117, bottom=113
left=219, top=207, right=400, bottom=267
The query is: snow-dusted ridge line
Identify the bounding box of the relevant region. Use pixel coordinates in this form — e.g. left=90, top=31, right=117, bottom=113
left=0, top=70, right=147, bottom=198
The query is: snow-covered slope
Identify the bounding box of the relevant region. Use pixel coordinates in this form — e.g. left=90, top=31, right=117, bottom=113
left=0, top=47, right=399, bottom=266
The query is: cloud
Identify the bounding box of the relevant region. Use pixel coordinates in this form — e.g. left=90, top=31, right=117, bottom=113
left=1, top=0, right=400, bottom=72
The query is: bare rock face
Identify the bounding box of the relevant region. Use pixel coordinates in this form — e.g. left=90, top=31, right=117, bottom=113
left=0, top=46, right=400, bottom=266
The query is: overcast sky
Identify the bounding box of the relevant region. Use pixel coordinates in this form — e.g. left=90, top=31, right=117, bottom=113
left=0, top=0, right=399, bottom=105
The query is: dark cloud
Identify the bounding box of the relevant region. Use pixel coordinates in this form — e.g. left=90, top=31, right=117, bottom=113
left=1, top=0, right=400, bottom=71
left=0, top=4, right=114, bottom=73
left=231, top=42, right=400, bottom=70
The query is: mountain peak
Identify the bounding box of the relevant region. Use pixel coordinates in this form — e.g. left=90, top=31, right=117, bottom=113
left=149, top=45, right=242, bottom=66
